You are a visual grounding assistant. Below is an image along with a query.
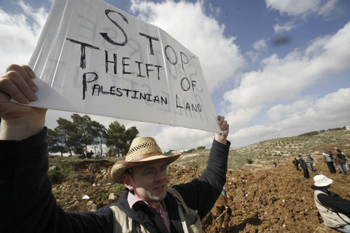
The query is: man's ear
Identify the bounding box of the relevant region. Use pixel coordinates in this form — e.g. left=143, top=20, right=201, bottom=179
left=123, top=174, right=134, bottom=191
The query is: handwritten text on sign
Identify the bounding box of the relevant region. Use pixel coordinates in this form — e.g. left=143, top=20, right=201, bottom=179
left=28, top=0, right=221, bottom=132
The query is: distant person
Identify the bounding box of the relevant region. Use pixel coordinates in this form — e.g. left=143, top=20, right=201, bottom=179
left=292, top=158, right=301, bottom=171
left=86, top=150, right=94, bottom=159
left=273, top=162, right=277, bottom=168
left=299, top=155, right=310, bottom=179
left=305, top=155, right=316, bottom=172
left=323, top=151, right=336, bottom=174
left=335, top=149, right=348, bottom=175
left=311, top=175, right=350, bottom=232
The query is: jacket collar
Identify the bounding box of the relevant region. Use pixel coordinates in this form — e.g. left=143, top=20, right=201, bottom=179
left=311, top=186, right=335, bottom=196
left=114, top=188, right=184, bottom=233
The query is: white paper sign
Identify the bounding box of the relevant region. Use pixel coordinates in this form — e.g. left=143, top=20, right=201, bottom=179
left=27, top=0, right=222, bottom=132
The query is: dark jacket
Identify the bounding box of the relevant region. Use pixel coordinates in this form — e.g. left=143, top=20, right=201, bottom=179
left=292, top=159, right=299, bottom=166
left=336, top=153, right=347, bottom=165
left=311, top=186, right=350, bottom=216
left=299, top=158, right=307, bottom=169
left=0, top=127, right=230, bottom=233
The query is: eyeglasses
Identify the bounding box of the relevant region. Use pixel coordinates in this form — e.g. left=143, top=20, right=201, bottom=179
left=131, top=166, right=168, bottom=179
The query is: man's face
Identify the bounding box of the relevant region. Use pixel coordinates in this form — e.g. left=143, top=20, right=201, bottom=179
left=124, top=159, right=168, bottom=207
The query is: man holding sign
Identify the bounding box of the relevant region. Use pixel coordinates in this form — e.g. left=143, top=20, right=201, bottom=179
left=0, top=65, right=230, bottom=232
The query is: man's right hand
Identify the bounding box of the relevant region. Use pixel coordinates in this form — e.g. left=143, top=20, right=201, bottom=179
left=0, top=64, right=47, bottom=140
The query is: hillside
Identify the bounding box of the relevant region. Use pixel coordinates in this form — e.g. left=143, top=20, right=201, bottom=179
left=49, top=129, right=350, bottom=232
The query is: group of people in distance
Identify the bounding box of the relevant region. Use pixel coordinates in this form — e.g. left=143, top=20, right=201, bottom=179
left=292, top=149, right=349, bottom=179
left=323, top=149, right=349, bottom=175
left=292, top=154, right=315, bottom=179
left=292, top=149, right=350, bottom=232
left=78, top=150, right=94, bottom=159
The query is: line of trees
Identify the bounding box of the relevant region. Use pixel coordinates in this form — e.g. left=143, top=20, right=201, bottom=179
left=47, top=114, right=139, bottom=157
left=297, top=126, right=346, bottom=137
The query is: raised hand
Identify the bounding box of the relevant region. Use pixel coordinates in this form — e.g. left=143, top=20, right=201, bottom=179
left=0, top=64, right=47, bottom=140
left=215, top=115, right=229, bottom=144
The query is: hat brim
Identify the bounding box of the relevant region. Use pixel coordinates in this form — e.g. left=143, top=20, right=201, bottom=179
left=109, top=153, right=181, bottom=183
left=314, top=178, right=333, bottom=187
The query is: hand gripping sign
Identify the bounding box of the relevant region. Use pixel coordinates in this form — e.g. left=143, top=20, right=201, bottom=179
left=26, top=0, right=222, bottom=132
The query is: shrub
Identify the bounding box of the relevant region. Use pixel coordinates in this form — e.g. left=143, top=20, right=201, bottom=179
left=190, top=161, right=199, bottom=170
left=48, top=162, right=76, bottom=184
left=48, top=168, right=64, bottom=184
left=184, top=149, right=196, bottom=154
left=246, top=159, right=253, bottom=164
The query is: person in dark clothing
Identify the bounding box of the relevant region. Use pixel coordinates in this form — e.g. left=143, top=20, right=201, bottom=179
left=299, top=154, right=310, bottom=179
left=311, top=175, right=350, bottom=232
left=86, top=150, right=94, bottom=158
left=0, top=65, right=230, bottom=233
left=335, top=149, right=348, bottom=175
left=293, top=158, right=301, bottom=171
left=323, top=151, right=337, bottom=174
left=78, top=153, right=86, bottom=159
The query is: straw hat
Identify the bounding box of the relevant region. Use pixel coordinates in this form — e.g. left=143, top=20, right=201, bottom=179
left=109, top=137, right=181, bottom=183
left=313, top=174, right=333, bottom=187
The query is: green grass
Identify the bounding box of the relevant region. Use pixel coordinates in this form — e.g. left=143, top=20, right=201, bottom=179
left=93, top=184, right=126, bottom=202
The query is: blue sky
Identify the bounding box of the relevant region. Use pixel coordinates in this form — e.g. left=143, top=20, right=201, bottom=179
left=0, top=0, right=349, bottom=151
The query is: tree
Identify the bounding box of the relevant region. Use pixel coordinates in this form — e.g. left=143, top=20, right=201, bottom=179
left=90, top=120, right=107, bottom=156
left=55, top=117, right=76, bottom=156
left=70, top=114, right=95, bottom=154
left=124, top=126, right=139, bottom=155
left=47, top=128, right=68, bottom=156
left=46, top=114, right=138, bottom=157
left=106, top=122, right=139, bottom=157
left=106, top=121, right=126, bottom=157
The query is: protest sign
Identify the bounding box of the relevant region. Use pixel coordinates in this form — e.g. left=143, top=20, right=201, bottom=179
left=26, top=0, right=222, bottom=132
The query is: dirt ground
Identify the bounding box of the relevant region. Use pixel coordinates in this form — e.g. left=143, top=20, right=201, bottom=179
left=201, top=158, right=350, bottom=233
left=51, top=150, right=350, bottom=232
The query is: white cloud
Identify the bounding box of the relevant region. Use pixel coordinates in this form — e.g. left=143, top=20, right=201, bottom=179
left=226, top=107, right=262, bottom=128
left=245, top=51, right=260, bottom=64
left=154, top=125, right=213, bottom=151
left=272, top=89, right=350, bottom=130
left=0, top=1, right=47, bottom=71
left=253, top=39, right=267, bottom=51
left=221, top=21, right=350, bottom=147
left=230, top=88, right=350, bottom=147
left=265, top=96, right=314, bottom=122
left=223, top=21, right=350, bottom=121
left=273, top=21, right=296, bottom=33
left=130, top=0, right=247, bottom=93
left=265, top=0, right=338, bottom=18
left=245, top=39, right=267, bottom=64
left=208, top=2, right=221, bottom=18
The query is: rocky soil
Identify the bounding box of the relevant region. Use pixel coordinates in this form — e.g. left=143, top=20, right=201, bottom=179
left=50, top=130, right=350, bottom=232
